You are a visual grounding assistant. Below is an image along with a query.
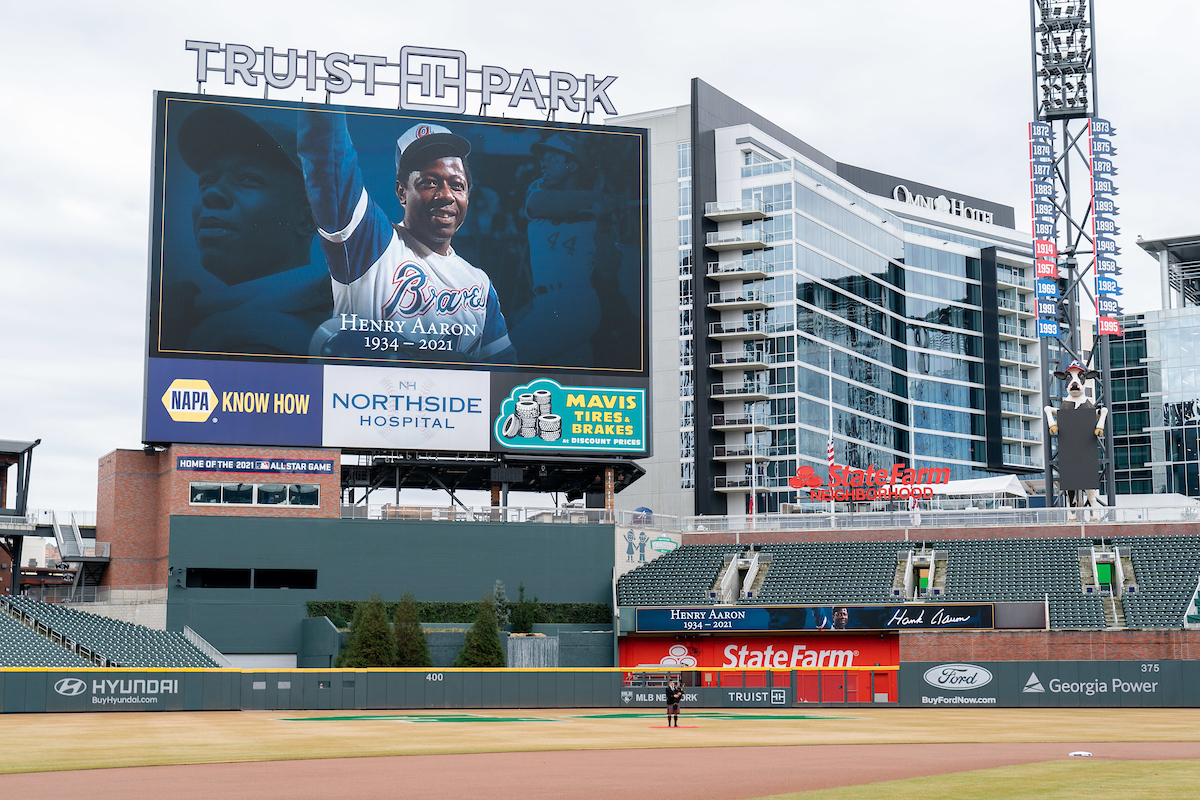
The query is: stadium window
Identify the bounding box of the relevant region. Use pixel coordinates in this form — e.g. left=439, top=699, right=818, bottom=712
left=188, top=482, right=320, bottom=507
left=186, top=568, right=251, bottom=589
left=222, top=483, right=254, bottom=504
left=253, top=569, right=318, bottom=590
left=289, top=484, right=319, bottom=506
left=258, top=484, right=288, bottom=505
left=190, top=483, right=222, bottom=504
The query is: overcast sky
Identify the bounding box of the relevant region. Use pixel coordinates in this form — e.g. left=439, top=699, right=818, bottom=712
left=3, top=0, right=1196, bottom=512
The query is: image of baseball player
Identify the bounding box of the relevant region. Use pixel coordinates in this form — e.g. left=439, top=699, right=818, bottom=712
left=509, top=134, right=618, bottom=365
left=163, top=106, right=332, bottom=355
left=665, top=679, right=684, bottom=727
left=298, top=110, right=516, bottom=363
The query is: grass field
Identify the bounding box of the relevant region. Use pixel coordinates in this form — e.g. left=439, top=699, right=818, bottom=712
left=755, top=760, right=1200, bottom=800
left=2, top=707, right=1199, bottom=775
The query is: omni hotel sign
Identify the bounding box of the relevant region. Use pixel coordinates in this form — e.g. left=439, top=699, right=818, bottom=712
left=185, top=41, right=620, bottom=115
left=892, top=185, right=994, bottom=224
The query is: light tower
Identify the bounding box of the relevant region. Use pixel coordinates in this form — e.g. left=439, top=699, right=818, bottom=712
left=1029, top=0, right=1121, bottom=508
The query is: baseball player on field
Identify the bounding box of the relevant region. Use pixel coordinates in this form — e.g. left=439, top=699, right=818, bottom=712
left=298, top=110, right=516, bottom=363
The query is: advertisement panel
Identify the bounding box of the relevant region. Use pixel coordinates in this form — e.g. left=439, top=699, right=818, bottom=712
left=902, top=660, right=1183, bottom=708
left=634, top=604, right=994, bottom=633
left=144, top=91, right=650, bottom=457
left=620, top=634, right=897, bottom=670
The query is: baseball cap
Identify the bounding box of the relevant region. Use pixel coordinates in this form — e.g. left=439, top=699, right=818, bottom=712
left=395, top=123, right=471, bottom=178
left=177, top=106, right=302, bottom=176
left=531, top=133, right=581, bottom=162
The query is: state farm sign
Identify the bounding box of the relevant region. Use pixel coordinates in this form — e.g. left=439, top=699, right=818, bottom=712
left=619, top=634, right=898, bottom=670
left=789, top=463, right=949, bottom=502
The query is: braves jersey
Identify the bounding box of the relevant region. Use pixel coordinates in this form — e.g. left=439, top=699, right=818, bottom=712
left=524, top=178, right=598, bottom=287
left=298, top=111, right=514, bottom=363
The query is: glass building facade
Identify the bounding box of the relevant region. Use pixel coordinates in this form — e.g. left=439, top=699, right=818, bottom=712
left=1110, top=309, right=1197, bottom=496
left=613, top=80, right=1040, bottom=517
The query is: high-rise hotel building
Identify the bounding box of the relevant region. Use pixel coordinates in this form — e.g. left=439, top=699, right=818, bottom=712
left=613, top=81, right=1041, bottom=517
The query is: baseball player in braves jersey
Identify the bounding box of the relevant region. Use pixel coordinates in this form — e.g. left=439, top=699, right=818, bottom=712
left=510, top=134, right=611, bottom=365
left=298, top=111, right=516, bottom=363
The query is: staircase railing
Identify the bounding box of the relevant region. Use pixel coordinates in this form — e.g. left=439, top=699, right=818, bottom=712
left=183, top=626, right=233, bottom=667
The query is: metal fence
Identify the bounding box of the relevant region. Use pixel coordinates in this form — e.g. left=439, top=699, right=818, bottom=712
left=23, top=585, right=167, bottom=605
left=335, top=503, right=1200, bottom=533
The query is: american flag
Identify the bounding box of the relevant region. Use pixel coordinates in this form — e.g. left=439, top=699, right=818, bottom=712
left=826, top=437, right=835, bottom=468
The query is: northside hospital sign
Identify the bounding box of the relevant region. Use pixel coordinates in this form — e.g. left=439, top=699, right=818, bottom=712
left=185, top=41, right=620, bottom=115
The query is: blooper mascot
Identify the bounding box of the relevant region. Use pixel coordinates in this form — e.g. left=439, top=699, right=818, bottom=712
left=1043, top=360, right=1108, bottom=517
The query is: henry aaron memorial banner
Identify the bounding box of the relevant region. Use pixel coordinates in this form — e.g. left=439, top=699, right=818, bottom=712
left=143, top=92, right=650, bottom=457
left=634, top=604, right=994, bottom=633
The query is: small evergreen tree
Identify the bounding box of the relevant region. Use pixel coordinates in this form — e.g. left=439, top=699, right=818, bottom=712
left=393, top=591, right=432, bottom=667
left=510, top=582, right=542, bottom=634
left=333, top=601, right=365, bottom=667
left=339, top=593, right=396, bottom=668
left=454, top=593, right=506, bottom=667
left=493, top=580, right=511, bottom=629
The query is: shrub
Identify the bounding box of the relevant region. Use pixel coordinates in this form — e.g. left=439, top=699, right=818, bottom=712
left=393, top=591, right=432, bottom=667
left=493, top=580, right=511, bottom=629
left=338, top=592, right=396, bottom=668
left=510, top=582, right=542, bottom=634
left=453, top=593, right=505, bottom=667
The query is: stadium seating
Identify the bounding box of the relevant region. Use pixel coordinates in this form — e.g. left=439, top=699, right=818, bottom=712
left=617, top=545, right=729, bottom=606
left=4, top=597, right=220, bottom=668
left=933, top=537, right=1107, bottom=629
left=1113, top=535, right=1200, bottom=628
left=616, top=535, right=1200, bottom=631
left=0, top=606, right=93, bottom=668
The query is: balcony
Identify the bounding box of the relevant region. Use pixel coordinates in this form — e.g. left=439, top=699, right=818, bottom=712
left=714, top=475, right=770, bottom=492
left=998, top=320, right=1032, bottom=340
left=710, top=351, right=768, bottom=371
left=998, top=348, right=1037, bottom=367
left=704, top=198, right=767, bottom=222
left=713, top=444, right=770, bottom=462
left=712, top=413, right=771, bottom=431
left=1001, top=401, right=1040, bottom=417
left=709, top=319, right=767, bottom=340
left=1002, top=454, right=1044, bottom=469
left=707, top=288, right=768, bottom=311
left=708, top=259, right=769, bottom=280
left=1000, top=374, right=1039, bottom=392
left=706, top=229, right=766, bottom=252
left=711, top=382, right=769, bottom=401
left=1002, top=426, right=1042, bottom=443
left=997, top=297, right=1034, bottom=316
left=997, top=270, right=1034, bottom=290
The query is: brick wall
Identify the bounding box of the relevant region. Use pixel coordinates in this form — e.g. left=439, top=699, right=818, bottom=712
left=96, top=445, right=341, bottom=588
left=899, top=629, right=1200, bottom=662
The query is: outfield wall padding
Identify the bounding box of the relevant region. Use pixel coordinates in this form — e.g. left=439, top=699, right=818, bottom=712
left=903, top=660, right=1200, bottom=707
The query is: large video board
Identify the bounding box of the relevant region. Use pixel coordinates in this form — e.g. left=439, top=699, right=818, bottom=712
left=144, top=92, right=649, bottom=457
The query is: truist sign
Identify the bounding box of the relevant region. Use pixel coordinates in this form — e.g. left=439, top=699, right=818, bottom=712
left=185, top=41, right=618, bottom=115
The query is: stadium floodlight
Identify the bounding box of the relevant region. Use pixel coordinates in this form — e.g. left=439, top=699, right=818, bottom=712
left=1029, top=0, right=1117, bottom=510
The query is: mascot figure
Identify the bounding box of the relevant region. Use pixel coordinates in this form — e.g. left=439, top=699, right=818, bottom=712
left=1043, top=360, right=1108, bottom=518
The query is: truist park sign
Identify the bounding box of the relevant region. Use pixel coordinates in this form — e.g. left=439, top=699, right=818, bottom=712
left=185, top=41, right=619, bottom=115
